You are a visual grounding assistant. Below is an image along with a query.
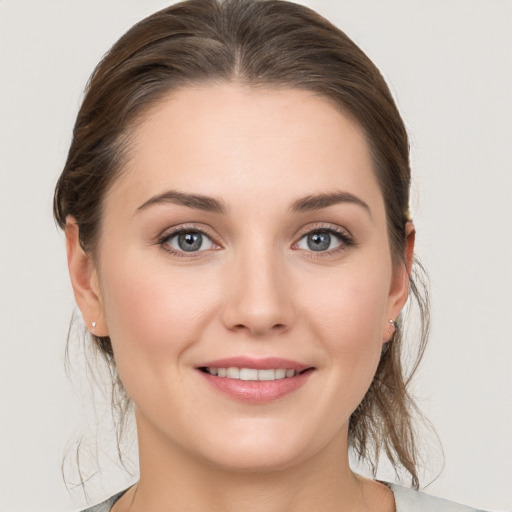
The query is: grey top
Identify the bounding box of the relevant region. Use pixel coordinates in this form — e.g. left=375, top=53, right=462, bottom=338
left=80, top=483, right=487, bottom=512
left=81, top=489, right=126, bottom=512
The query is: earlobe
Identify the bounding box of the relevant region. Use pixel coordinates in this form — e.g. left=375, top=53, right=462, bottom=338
left=65, top=217, right=109, bottom=336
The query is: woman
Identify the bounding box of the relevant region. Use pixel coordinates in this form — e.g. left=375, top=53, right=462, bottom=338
left=53, top=0, right=488, bottom=510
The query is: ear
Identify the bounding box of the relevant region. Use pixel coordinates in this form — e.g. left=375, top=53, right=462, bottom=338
left=384, top=221, right=415, bottom=341
left=65, top=217, right=109, bottom=336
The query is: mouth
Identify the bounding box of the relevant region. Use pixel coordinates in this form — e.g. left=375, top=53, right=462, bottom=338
left=199, top=367, right=311, bottom=381
left=196, top=357, right=315, bottom=402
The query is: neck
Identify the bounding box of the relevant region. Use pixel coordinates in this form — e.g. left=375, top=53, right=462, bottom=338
left=113, top=413, right=392, bottom=512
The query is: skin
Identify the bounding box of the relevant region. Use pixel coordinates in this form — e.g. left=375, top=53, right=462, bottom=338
left=67, top=84, right=413, bottom=512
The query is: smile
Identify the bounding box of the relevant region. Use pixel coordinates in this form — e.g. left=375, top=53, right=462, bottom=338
left=201, top=367, right=300, bottom=380
left=197, top=358, right=314, bottom=402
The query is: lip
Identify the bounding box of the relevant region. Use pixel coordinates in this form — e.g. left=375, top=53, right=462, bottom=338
left=197, top=356, right=311, bottom=372
left=196, top=357, right=314, bottom=403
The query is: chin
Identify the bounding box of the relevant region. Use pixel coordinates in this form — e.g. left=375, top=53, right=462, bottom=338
left=203, top=445, right=307, bottom=474
left=189, top=421, right=332, bottom=474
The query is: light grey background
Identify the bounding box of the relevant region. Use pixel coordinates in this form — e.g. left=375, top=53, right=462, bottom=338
left=1, top=1, right=511, bottom=511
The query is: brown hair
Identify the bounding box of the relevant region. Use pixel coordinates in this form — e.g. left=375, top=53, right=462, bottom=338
left=54, top=0, right=430, bottom=489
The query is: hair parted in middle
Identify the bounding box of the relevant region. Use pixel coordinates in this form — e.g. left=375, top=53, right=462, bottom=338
left=54, top=0, right=430, bottom=489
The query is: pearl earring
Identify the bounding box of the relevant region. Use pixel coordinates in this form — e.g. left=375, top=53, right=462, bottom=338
left=91, top=321, right=96, bottom=329
left=389, top=319, right=397, bottom=330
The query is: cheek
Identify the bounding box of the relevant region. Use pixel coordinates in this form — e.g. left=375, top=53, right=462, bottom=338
left=98, top=253, right=219, bottom=375
left=304, top=264, right=390, bottom=340
left=298, top=262, right=390, bottom=389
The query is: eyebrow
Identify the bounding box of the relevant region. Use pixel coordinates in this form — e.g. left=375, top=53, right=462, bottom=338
left=137, top=189, right=226, bottom=214
left=289, top=191, right=371, bottom=216
left=136, top=189, right=370, bottom=217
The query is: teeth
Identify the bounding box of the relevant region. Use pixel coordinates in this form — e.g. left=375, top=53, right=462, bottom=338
left=240, top=368, right=258, bottom=380
left=227, top=367, right=240, bottom=379
left=275, top=369, right=286, bottom=379
left=204, top=367, right=300, bottom=380
left=257, top=369, right=275, bottom=381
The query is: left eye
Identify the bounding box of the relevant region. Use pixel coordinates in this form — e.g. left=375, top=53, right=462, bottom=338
left=164, top=230, right=215, bottom=252
left=296, top=230, right=343, bottom=252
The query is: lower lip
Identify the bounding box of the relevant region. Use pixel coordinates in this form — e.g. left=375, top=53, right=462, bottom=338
left=199, top=370, right=313, bottom=403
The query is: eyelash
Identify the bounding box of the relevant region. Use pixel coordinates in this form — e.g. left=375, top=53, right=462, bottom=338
left=294, top=225, right=355, bottom=258
left=157, top=224, right=355, bottom=258
left=158, top=225, right=218, bottom=258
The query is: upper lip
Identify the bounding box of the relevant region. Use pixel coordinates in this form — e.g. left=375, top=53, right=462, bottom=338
left=196, top=356, right=312, bottom=372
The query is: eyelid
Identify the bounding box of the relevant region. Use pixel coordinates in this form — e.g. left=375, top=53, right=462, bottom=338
left=294, top=222, right=353, bottom=241
left=157, top=224, right=222, bottom=256
left=292, top=223, right=355, bottom=254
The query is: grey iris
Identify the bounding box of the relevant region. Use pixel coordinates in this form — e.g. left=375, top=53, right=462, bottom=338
left=307, top=232, right=331, bottom=251
left=178, top=232, right=203, bottom=251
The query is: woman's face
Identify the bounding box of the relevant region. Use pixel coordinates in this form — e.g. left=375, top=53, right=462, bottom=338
left=77, top=84, right=409, bottom=472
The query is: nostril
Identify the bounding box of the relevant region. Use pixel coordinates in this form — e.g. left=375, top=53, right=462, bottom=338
left=221, top=292, right=294, bottom=335
left=231, top=322, right=286, bottom=332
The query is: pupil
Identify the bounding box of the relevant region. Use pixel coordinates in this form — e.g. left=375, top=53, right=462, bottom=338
left=178, top=232, right=202, bottom=251
left=307, top=232, right=330, bottom=251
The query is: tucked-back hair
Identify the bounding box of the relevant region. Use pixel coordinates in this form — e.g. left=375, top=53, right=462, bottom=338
left=54, top=0, right=430, bottom=489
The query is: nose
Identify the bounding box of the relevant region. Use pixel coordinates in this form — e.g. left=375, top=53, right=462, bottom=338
left=221, top=245, right=295, bottom=337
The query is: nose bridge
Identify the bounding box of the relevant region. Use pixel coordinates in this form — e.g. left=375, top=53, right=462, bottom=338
left=222, top=234, right=294, bottom=335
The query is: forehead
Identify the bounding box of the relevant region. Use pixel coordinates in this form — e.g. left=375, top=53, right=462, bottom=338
left=112, top=83, right=384, bottom=217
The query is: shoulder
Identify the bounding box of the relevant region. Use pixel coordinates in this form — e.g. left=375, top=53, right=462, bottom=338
left=388, top=483, right=488, bottom=512
left=79, top=489, right=129, bottom=512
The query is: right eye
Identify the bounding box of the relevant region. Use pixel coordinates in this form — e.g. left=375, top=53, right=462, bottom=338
left=161, top=229, right=215, bottom=254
